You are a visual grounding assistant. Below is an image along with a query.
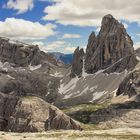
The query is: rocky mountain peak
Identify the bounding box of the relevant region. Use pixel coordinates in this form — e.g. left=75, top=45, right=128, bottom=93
left=87, top=32, right=96, bottom=50
left=101, top=14, right=115, bottom=27
left=70, top=47, right=84, bottom=78
left=70, top=14, right=138, bottom=77
left=100, top=14, right=129, bottom=38
left=84, top=14, right=137, bottom=73
left=0, top=37, right=58, bottom=67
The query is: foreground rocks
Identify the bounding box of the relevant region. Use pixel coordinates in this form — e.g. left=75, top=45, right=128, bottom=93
left=0, top=94, right=82, bottom=132
left=1, top=128, right=140, bottom=140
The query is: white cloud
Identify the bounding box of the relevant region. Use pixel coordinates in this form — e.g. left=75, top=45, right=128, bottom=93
left=32, top=40, right=77, bottom=53
left=35, top=40, right=65, bottom=52
left=121, top=22, right=128, bottom=29
left=32, top=41, right=45, bottom=46
left=43, top=0, right=140, bottom=27
left=134, top=42, right=140, bottom=50
left=62, top=34, right=81, bottom=39
left=137, top=34, right=140, bottom=37
left=5, top=0, right=34, bottom=14
left=63, top=46, right=76, bottom=53
left=0, top=18, right=57, bottom=41
left=96, top=27, right=101, bottom=33
left=45, top=40, right=65, bottom=51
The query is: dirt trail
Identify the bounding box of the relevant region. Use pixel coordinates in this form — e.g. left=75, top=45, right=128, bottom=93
left=0, top=128, right=140, bottom=140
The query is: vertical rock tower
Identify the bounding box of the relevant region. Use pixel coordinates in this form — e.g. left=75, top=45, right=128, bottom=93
left=70, top=47, right=84, bottom=78
left=85, top=14, right=137, bottom=73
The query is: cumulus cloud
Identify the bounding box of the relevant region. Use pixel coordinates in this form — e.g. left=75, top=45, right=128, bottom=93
left=32, top=40, right=77, bottom=53
left=134, top=42, right=140, bottom=50
left=45, top=40, right=65, bottom=51
left=0, top=18, right=57, bottom=41
left=63, top=46, right=76, bottom=53
left=96, top=27, right=101, bottom=33
left=45, top=40, right=77, bottom=53
left=4, top=0, right=34, bottom=14
left=32, top=41, right=45, bottom=46
left=43, top=0, right=140, bottom=27
left=123, top=23, right=128, bottom=29
left=137, top=34, right=140, bottom=37
left=62, top=34, right=81, bottom=39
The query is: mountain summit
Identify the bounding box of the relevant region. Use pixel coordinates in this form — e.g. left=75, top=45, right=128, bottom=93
left=57, top=15, right=139, bottom=107
left=85, top=14, right=137, bottom=73
left=71, top=14, right=138, bottom=77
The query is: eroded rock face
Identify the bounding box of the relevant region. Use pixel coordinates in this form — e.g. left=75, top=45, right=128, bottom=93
left=0, top=37, right=57, bottom=67
left=0, top=94, right=82, bottom=132
left=0, top=37, right=82, bottom=132
left=0, top=93, right=19, bottom=130
left=85, top=14, right=137, bottom=73
left=90, top=101, right=140, bottom=129
left=0, top=37, right=61, bottom=105
left=70, top=47, right=84, bottom=78
left=116, top=69, right=140, bottom=99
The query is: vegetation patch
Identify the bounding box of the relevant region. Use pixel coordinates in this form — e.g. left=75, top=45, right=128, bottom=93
left=62, top=103, right=106, bottom=124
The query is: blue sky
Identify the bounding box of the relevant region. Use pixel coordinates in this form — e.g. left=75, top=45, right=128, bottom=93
left=0, top=0, right=140, bottom=53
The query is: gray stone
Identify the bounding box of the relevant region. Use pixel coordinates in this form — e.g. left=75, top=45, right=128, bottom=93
left=0, top=94, right=82, bottom=132
left=85, top=14, right=137, bottom=73
left=70, top=47, right=84, bottom=78
left=0, top=37, right=57, bottom=67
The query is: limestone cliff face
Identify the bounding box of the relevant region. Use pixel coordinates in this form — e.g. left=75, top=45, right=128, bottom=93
left=116, top=68, right=140, bottom=99
left=70, top=47, right=84, bottom=78
left=0, top=37, right=57, bottom=67
left=0, top=37, right=83, bottom=132
left=0, top=94, right=82, bottom=132
left=85, top=14, right=137, bottom=73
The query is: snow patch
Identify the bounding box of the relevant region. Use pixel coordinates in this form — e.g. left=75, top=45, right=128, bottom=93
left=29, top=64, right=42, bottom=71
left=136, top=56, right=140, bottom=61
left=90, top=91, right=107, bottom=102
left=113, top=89, right=118, bottom=97
left=48, top=81, right=51, bottom=86
left=80, top=86, right=89, bottom=95
left=63, top=94, right=73, bottom=99
left=0, top=61, right=8, bottom=72
left=7, top=75, right=15, bottom=79
left=50, top=71, right=63, bottom=77
left=90, top=85, right=98, bottom=92
left=94, top=69, right=104, bottom=75
left=82, top=57, right=89, bottom=77
left=59, top=76, right=79, bottom=95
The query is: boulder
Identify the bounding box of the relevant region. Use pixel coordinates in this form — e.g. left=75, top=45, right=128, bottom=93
left=0, top=94, right=82, bottom=132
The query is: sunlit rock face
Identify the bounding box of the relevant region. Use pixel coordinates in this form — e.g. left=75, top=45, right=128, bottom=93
left=70, top=47, right=84, bottom=78
left=0, top=95, right=82, bottom=132
left=0, top=37, right=57, bottom=67
left=85, top=14, right=137, bottom=74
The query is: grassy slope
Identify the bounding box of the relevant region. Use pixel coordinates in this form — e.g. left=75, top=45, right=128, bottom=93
left=62, top=103, right=108, bottom=125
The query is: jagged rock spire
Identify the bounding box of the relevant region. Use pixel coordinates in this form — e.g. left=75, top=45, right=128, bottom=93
left=85, top=14, right=137, bottom=73
left=70, top=47, right=84, bottom=78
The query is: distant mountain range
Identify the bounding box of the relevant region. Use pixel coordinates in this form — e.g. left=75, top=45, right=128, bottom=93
left=49, top=52, right=73, bottom=65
